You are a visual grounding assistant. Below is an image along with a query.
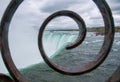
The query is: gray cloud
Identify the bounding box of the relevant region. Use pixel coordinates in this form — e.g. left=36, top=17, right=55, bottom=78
left=107, top=0, right=120, bottom=26
left=111, top=4, right=120, bottom=12
left=92, top=16, right=103, bottom=20
left=107, top=0, right=120, bottom=13
left=0, top=0, right=120, bottom=28
left=0, top=0, right=10, bottom=20
left=40, top=0, right=80, bottom=13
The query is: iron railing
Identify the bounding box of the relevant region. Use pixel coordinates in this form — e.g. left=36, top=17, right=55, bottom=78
left=0, top=0, right=119, bottom=82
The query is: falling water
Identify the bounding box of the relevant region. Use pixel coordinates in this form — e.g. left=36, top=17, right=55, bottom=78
left=42, top=31, right=77, bottom=58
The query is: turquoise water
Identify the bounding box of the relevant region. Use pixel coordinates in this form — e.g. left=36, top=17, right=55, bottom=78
left=42, top=31, right=78, bottom=58
left=19, top=31, right=120, bottom=82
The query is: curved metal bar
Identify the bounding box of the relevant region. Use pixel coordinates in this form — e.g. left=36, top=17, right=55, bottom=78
left=107, top=66, right=120, bottom=82
left=0, top=0, right=29, bottom=82
left=0, top=73, right=14, bottom=82
left=38, top=0, right=115, bottom=75
left=38, top=10, right=86, bottom=50
left=65, top=12, right=86, bottom=49
left=0, top=0, right=116, bottom=81
left=38, top=10, right=86, bottom=75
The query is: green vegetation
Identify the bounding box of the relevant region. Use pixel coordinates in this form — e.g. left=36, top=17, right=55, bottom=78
left=115, top=26, right=120, bottom=32
left=46, top=26, right=120, bottom=32
left=87, top=27, right=104, bottom=32
left=87, top=26, right=120, bottom=32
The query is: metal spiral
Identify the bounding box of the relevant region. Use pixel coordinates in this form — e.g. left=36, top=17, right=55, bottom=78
left=38, top=10, right=87, bottom=50
left=0, top=0, right=118, bottom=82
left=38, top=0, right=115, bottom=75
left=0, top=0, right=29, bottom=82
left=0, top=73, right=14, bottom=82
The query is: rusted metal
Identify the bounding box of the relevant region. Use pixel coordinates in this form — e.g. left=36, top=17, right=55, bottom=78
left=38, top=10, right=87, bottom=50
left=0, top=0, right=118, bottom=82
left=0, top=73, right=14, bottom=82
left=107, top=66, right=120, bottom=82
left=0, top=0, right=29, bottom=82
left=38, top=0, right=115, bottom=75
left=38, top=10, right=87, bottom=75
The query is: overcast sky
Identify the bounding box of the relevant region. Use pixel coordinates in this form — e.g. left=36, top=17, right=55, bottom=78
left=0, top=0, right=120, bottom=29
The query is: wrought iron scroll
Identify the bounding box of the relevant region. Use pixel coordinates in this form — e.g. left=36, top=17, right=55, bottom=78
left=0, top=0, right=29, bottom=82
left=38, top=0, right=115, bottom=75
left=0, top=0, right=119, bottom=82
left=0, top=73, right=14, bottom=82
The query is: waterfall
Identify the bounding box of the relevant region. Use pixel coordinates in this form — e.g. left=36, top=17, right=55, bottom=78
left=0, top=31, right=78, bottom=73
left=43, top=31, right=77, bottom=58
